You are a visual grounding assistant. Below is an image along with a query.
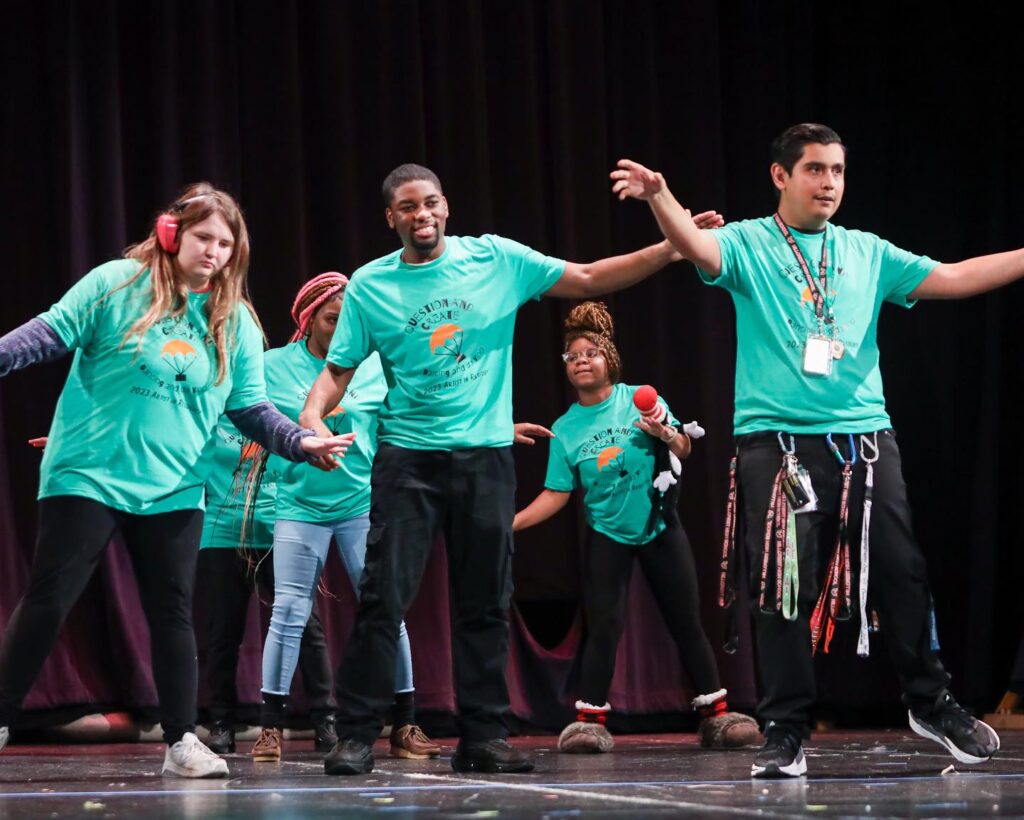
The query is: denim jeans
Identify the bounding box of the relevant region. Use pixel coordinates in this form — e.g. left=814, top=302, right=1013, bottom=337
left=261, top=513, right=414, bottom=697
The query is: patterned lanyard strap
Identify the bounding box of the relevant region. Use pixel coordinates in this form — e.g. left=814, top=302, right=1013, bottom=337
left=773, top=212, right=831, bottom=324
left=719, top=452, right=739, bottom=609
left=718, top=451, right=740, bottom=654
left=810, top=433, right=857, bottom=655
left=856, top=433, right=879, bottom=657
left=757, top=434, right=799, bottom=620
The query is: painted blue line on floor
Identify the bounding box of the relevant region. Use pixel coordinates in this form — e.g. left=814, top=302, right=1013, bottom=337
left=0, top=775, right=993, bottom=801
left=2, top=770, right=1024, bottom=800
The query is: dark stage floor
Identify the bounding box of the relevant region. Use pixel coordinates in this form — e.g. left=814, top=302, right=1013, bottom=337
left=2, top=730, right=1023, bottom=817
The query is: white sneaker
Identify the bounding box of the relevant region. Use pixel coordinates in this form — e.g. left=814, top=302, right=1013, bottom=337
left=162, top=732, right=229, bottom=778
left=0, top=726, right=8, bottom=753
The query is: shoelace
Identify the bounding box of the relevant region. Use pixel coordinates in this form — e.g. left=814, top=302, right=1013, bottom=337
left=764, top=730, right=798, bottom=754
left=180, top=736, right=220, bottom=761
left=938, top=700, right=976, bottom=730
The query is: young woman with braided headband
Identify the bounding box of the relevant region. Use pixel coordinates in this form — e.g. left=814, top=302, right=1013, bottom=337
left=513, top=301, right=759, bottom=753
left=0, top=185, right=353, bottom=778
left=249, top=272, right=439, bottom=763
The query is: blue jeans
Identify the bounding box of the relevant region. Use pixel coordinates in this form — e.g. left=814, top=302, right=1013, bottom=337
left=261, top=514, right=414, bottom=697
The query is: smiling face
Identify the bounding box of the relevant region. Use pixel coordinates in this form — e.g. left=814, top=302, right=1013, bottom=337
left=174, top=212, right=235, bottom=290
left=386, top=179, right=449, bottom=263
left=772, top=142, right=846, bottom=231
left=564, top=337, right=611, bottom=392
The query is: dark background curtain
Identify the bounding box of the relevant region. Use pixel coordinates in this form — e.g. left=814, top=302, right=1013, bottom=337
left=2, top=1, right=1022, bottom=729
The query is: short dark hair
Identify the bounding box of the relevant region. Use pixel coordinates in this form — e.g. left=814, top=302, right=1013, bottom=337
left=771, top=123, right=846, bottom=174
left=382, top=164, right=442, bottom=206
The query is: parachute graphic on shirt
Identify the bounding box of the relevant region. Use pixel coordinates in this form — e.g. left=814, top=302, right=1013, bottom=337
left=324, top=404, right=347, bottom=434
left=596, top=446, right=627, bottom=477
left=160, top=339, right=197, bottom=381
left=429, top=323, right=466, bottom=363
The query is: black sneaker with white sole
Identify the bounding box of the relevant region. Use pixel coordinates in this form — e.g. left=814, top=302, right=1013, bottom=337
left=451, top=739, right=535, bottom=773
left=908, top=691, right=1000, bottom=764
left=751, top=723, right=807, bottom=778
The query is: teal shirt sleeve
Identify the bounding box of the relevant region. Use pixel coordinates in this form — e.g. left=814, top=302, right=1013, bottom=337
left=225, top=307, right=268, bottom=411
left=326, top=285, right=373, bottom=369
left=696, top=224, right=746, bottom=294
left=491, top=235, right=567, bottom=305
left=877, top=237, right=938, bottom=308
left=543, top=433, right=577, bottom=492
left=37, top=260, right=138, bottom=349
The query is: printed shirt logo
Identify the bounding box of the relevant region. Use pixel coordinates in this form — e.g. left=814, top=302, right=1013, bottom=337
left=596, top=446, right=626, bottom=475
left=324, top=404, right=347, bottom=433
left=429, top=323, right=466, bottom=362
left=404, top=297, right=488, bottom=396
left=579, top=427, right=648, bottom=491
left=775, top=260, right=852, bottom=353
left=160, top=339, right=198, bottom=381
left=133, top=314, right=213, bottom=408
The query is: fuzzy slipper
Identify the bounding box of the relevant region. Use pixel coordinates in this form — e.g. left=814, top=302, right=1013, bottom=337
left=698, top=712, right=760, bottom=749
left=557, top=721, right=615, bottom=754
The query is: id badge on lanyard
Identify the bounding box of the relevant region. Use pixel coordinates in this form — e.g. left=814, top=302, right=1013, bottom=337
left=773, top=214, right=843, bottom=378
left=803, top=334, right=833, bottom=376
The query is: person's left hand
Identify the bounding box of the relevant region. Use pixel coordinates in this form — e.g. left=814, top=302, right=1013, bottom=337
left=692, top=210, right=725, bottom=230
left=301, top=431, right=357, bottom=471
left=514, top=422, right=554, bottom=445
left=28, top=436, right=47, bottom=449
left=634, top=415, right=675, bottom=441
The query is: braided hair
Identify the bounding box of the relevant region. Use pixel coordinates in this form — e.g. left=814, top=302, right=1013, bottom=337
left=238, top=272, right=347, bottom=557
left=563, top=301, right=622, bottom=383
left=289, top=271, right=349, bottom=342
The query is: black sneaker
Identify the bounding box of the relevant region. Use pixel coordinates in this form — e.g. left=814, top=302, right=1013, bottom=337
left=909, top=691, right=1000, bottom=764
left=750, top=723, right=806, bottom=778
left=206, top=721, right=235, bottom=755
left=451, top=739, right=534, bottom=774
left=313, top=714, right=338, bottom=753
left=324, top=738, right=374, bottom=775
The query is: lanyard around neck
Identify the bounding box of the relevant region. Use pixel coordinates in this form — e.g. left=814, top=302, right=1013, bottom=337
left=773, top=213, right=831, bottom=324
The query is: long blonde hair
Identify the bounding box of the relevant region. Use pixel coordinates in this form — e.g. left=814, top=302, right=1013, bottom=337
left=117, top=182, right=255, bottom=384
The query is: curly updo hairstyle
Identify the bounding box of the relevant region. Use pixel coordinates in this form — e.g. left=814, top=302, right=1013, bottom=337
left=563, top=301, right=622, bottom=383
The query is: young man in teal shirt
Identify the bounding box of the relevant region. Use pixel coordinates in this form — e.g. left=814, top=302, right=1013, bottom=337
left=300, top=163, right=720, bottom=775
left=613, top=123, right=1024, bottom=778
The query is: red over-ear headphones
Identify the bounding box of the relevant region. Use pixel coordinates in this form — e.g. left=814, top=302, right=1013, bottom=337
left=154, top=194, right=211, bottom=254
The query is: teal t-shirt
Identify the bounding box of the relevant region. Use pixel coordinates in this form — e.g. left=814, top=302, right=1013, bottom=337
left=699, top=217, right=937, bottom=435
left=267, top=341, right=386, bottom=523
left=544, top=383, right=679, bottom=546
left=326, top=235, right=565, bottom=450
left=37, top=259, right=267, bottom=514
left=197, top=416, right=278, bottom=549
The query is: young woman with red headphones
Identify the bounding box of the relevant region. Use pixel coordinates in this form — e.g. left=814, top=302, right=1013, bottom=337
left=0, top=183, right=353, bottom=778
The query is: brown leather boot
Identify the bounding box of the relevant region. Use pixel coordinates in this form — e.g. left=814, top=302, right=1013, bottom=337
left=251, top=727, right=283, bottom=762
left=390, top=724, right=441, bottom=759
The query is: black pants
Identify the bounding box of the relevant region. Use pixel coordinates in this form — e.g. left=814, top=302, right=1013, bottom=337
left=0, top=495, right=203, bottom=744
left=198, top=548, right=334, bottom=723
left=737, top=430, right=950, bottom=738
left=579, top=526, right=721, bottom=706
left=334, top=444, right=515, bottom=745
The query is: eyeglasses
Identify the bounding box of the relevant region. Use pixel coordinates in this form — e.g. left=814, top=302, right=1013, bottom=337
left=561, top=348, right=603, bottom=364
